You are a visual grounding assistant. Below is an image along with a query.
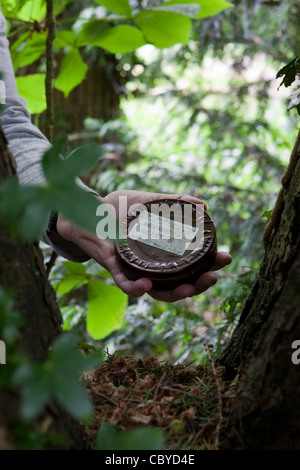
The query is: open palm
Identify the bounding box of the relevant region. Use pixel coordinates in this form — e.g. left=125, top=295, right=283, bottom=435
left=57, top=190, right=232, bottom=302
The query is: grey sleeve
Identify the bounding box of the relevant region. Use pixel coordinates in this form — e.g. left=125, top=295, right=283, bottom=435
left=0, top=3, right=95, bottom=262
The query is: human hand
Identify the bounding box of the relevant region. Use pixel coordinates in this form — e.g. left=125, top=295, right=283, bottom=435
left=56, top=190, right=232, bottom=302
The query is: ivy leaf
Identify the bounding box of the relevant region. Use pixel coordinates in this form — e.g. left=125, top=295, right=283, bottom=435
left=16, top=73, right=46, bottom=114
left=134, top=10, right=191, bottom=48
left=87, top=280, right=128, bottom=340
left=162, top=0, right=233, bottom=18
left=91, top=25, right=146, bottom=54
left=276, top=57, right=300, bottom=88
left=55, top=49, right=88, bottom=98
left=95, top=423, right=165, bottom=450
left=94, top=0, right=132, bottom=17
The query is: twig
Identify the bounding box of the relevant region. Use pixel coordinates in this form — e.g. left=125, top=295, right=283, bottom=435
left=153, top=371, right=166, bottom=402
left=204, top=343, right=223, bottom=450
left=45, top=0, right=57, bottom=276
left=45, top=0, right=55, bottom=142
left=45, top=250, right=58, bottom=278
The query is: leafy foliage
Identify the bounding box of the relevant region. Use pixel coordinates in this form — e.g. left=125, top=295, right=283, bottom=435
left=277, top=56, right=300, bottom=114
left=13, top=333, right=100, bottom=421
left=53, top=261, right=128, bottom=340
left=2, top=0, right=233, bottom=108
left=277, top=56, right=300, bottom=88
left=0, top=140, right=103, bottom=240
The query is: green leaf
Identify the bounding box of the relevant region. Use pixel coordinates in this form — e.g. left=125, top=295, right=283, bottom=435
left=55, top=49, right=88, bottom=98
left=134, top=10, right=191, bottom=48
left=0, top=141, right=103, bottom=239
left=54, top=30, right=77, bottom=49
left=11, top=32, right=46, bottom=72
left=95, top=423, right=165, bottom=450
left=48, top=334, right=98, bottom=421
left=63, top=144, right=104, bottom=180
left=18, top=191, right=51, bottom=241
left=13, top=363, right=51, bottom=420
left=19, top=368, right=51, bottom=420
left=261, top=210, right=272, bottom=221
left=14, top=334, right=100, bottom=421
left=162, top=0, right=233, bottom=18
left=2, top=0, right=47, bottom=21
left=64, top=261, right=87, bottom=275
left=42, top=141, right=102, bottom=186
left=56, top=274, right=88, bottom=296
left=1, top=0, right=25, bottom=18
left=61, top=305, right=85, bottom=331
left=17, top=0, right=47, bottom=22
left=54, top=0, right=73, bottom=16
left=16, top=74, right=46, bottom=114
left=92, top=25, right=146, bottom=54
left=152, top=3, right=200, bottom=17
left=87, top=280, right=128, bottom=340
left=276, top=57, right=299, bottom=88
left=94, top=0, right=132, bottom=17
left=0, top=179, right=50, bottom=241
left=48, top=184, right=100, bottom=234
left=76, top=19, right=109, bottom=47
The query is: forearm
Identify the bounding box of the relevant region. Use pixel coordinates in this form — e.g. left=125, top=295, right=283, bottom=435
left=0, top=4, right=92, bottom=262
left=0, top=5, right=50, bottom=185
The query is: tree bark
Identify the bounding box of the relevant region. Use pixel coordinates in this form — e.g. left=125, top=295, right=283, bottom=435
left=220, top=128, right=300, bottom=449
left=0, top=125, right=87, bottom=449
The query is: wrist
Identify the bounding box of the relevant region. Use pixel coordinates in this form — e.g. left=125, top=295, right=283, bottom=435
left=56, top=213, right=76, bottom=242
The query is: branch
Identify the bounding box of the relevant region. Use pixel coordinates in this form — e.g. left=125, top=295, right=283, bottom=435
left=45, top=0, right=55, bottom=142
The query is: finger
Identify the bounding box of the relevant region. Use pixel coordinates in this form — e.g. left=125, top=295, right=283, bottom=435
left=101, top=253, right=152, bottom=296
left=112, top=271, right=153, bottom=297
left=209, top=252, right=232, bottom=271
left=148, top=273, right=218, bottom=302
left=151, top=193, right=207, bottom=210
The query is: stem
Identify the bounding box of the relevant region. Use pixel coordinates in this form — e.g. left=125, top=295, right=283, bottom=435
left=45, top=0, right=55, bottom=142
left=45, top=0, right=57, bottom=277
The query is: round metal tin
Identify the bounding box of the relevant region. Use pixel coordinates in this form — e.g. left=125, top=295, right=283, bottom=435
left=114, top=199, right=217, bottom=290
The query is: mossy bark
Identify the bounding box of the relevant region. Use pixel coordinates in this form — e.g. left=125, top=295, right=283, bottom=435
left=220, top=129, right=300, bottom=449
left=0, top=125, right=87, bottom=449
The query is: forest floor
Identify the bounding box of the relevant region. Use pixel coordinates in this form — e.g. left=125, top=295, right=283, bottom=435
left=82, top=352, right=241, bottom=450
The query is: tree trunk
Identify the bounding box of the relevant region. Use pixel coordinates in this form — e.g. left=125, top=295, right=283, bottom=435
left=0, top=125, right=87, bottom=449
left=53, top=51, right=121, bottom=133
left=220, top=129, right=300, bottom=449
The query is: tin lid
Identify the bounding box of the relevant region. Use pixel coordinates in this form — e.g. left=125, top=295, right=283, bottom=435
left=114, top=199, right=217, bottom=283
